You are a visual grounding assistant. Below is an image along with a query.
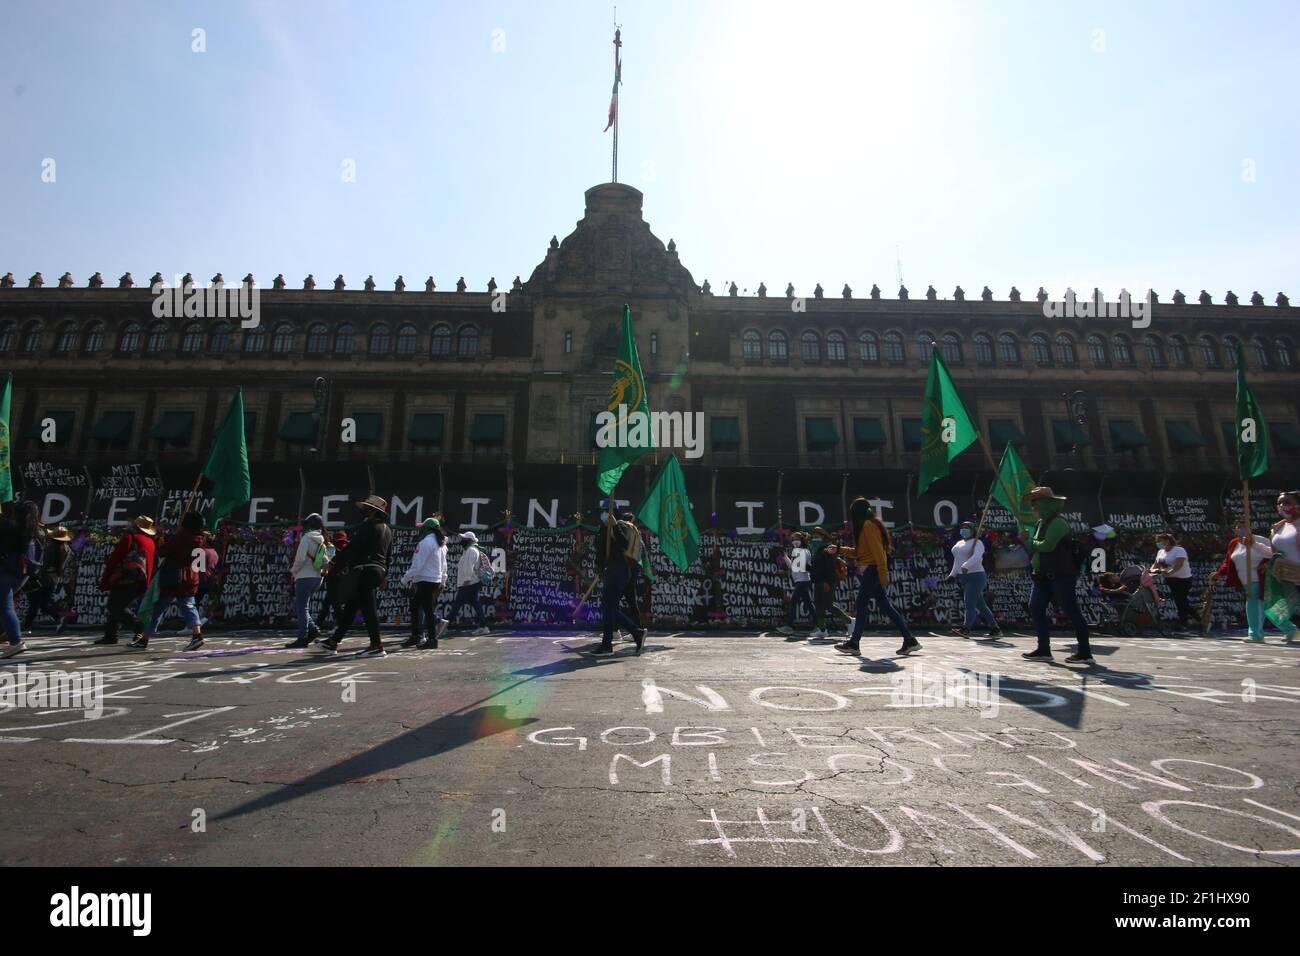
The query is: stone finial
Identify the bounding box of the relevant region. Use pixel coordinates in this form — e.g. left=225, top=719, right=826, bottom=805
left=728, top=282, right=738, bottom=297
left=1198, top=289, right=1211, bottom=305
left=425, top=276, right=435, bottom=292
left=701, top=279, right=712, bottom=295
left=1172, top=289, right=1185, bottom=304
left=88, top=272, right=103, bottom=288
left=1225, top=290, right=1238, bottom=306
left=925, top=285, right=937, bottom=301
left=364, top=275, right=376, bottom=291
left=1250, top=291, right=1264, bottom=306
left=1009, top=286, right=1021, bottom=302
left=394, top=275, right=406, bottom=292
left=549, top=235, right=559, bottom=250
left=150, top=272, right=164, bottom=287
left=870, top=284, right=881, bottom=300
left=456, top=276, right=467, bottom=293
left=981, top=286, right=993, bottom=302
left=512, top=276, right=523, bottom=293
left=1146, top=289, right=1158, bottom=304
left=304, top=274, right=316, bottom=291
left=487, top=277, right=498, bottom=294
left=1, top=272, right=14, bottom=289
left=211, top=273, right=224, bottom=286
left=785, top=282, right=795, bottom=298
left=241, top=273, right=254, bottom=289
left=813, top=283, right=824, bottom=299
left=667, top=238, right=677, bottom=253
left=333, top=274, right=345, bottom=291
left=182, top=273, right=194, bottom=288
left=953, top=286, right=965, bottom=301
left=118, top=272, right=133, bottom=289
left=1036, top=286, right=1048, bottom=304
left=272, top=274, right=286, bottom=290
left=58, top=271, right=73, bottom=288
left=842, top=284, right=852, bottom=298
left=29, top=272, right=44, bottom=288
left=1277, top=292, right=1290, bottom=308
left=757, top=282, right=768, bottom=298
left=898, top=285, right=908, bottom=301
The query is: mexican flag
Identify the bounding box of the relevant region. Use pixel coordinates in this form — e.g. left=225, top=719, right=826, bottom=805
left=918, top=350, right=978, bottom=494
left=637, top=455, right=700, bottom=572
left=595, top=305, right=654, bottom=494
left=603, top=37, right=622, bottom=132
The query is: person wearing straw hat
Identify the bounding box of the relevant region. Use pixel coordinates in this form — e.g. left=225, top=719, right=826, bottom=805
left=315, top=495, right=392, bottom=657
left=94, top=515, right=157, bottom=646
left=947, top=520, right=1001, bottom=639
left=131, top=511, right=207, bottom=652
left=22, top=525, right=74, bottom=635
left=1018, top=486, right=1093, bottom=665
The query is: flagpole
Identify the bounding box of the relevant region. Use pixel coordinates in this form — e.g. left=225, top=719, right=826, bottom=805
left=611, top=25, right=621, bottom=183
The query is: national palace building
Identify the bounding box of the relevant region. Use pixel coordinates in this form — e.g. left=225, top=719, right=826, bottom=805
left=2, top=182, right=1298, bottom=522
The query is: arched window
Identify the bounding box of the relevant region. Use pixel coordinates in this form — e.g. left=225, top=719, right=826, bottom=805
left=0, top=323, right=13, bottom=352
left=306, top=323, right=329, bottom=354
left=1223, top=334, right=1242, bottom=367
left=334, top=323, right=356, bottom=355
left=55, top=322, right=78, bottom=354
left=83, top=322, right=104, bottom=354
left=742, top=329, right=761, bottom=360
left=145, top=322, right=168, bottom=354
left=243, top=325, right=267, bottom=353
left=1053, top=333, right=1076, bottom=366
left=800, top=330, right=821, bottom=363
left=859, top=330, right=879, bottom=364
left=431, top=324, right=452, bottom=357
left=1253, top=336, right=1273, bottom=370
left=209, top=322, right=231, bottom=353
left=1144, top=334, right=1166, bottom=367
left=1199, top=334, right=1222, bottom=369
left=272, top=323, right=294, bottom=354
left=768, top=329, right=788, bottom=361
left=21, top=321, right=43, bottom=354
left=117, top=322, right=141, bottom=354
left=827, top=330, right=846, bottom=362
left=368, top=323, right=391, bottom=355
left=916, top=331, right=935, bottom=362
left=1112, top=334, right=1134, bottom=366
left=396, top=324, right=418, bottom=355
left=883, top=331, right=905, bottom=364
left=1168, top=335, right=1190, bottom=368
left=997, top=333, right=1020, bottom=365
left=181, top=324, right=203, bottom=353
left=1030, top=333, right=1053, bottom=365
left=1277, top=337, right=1294, bottom=370
left=457, top=324, right=479, bottom=358
left=1087, top=333, right=1108, bottom=366
left=940, top=332, right=962, bottom=365
left=973, top=333, right=993, bottom=366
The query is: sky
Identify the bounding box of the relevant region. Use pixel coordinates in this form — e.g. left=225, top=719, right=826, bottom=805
left=1, top=0, right=1297, bottom=299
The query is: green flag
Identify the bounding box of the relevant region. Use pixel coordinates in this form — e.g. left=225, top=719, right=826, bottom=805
left=136, top=575, right=161, bottom=632
left=989, top=444, right=1037, bottom=534
left=637, top=455, right=700, bottom=572
left=595, top=305, right=654, bottom=495
left=0, top=373, right=12, bottom=504
left=1234, top=342, right=1269, bottom=481
left=202, top=387, right=251, bottom=528
left=918, top=349, right=978, bottom=494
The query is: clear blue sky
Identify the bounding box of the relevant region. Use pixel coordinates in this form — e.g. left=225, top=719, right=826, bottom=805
left=2, top=0, right=1297, bottom=299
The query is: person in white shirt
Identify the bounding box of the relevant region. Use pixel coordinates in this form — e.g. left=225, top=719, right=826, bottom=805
left=286, top=514, right=328, bottom=648
left=1150, top=532, right=1194, bottom=631
left=777, top=532, right=816, bottom=636
left=1209, top=519, right=1272, bottom=641
left=447, top=531, right=491, bottom=635
left=947, top=521, right=1000, bottom=638
left=400, top=518, right=449, bottom=649
left=1266, top=491, right=1300, bottom=643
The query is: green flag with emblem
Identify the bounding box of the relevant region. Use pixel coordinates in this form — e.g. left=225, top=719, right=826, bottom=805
left=595, top=305, right=654, bottom=495
left=637, top=455, right=700, bottom=572
left=990, top=444, right=1037, bottom=534
left=918, top=349, right=978, bottom=494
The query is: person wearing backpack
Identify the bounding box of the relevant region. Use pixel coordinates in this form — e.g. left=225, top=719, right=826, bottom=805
left=95, top=515, right=157, bottom=646
left=0, top=502, right=40, bottom=658
left=593, top=510, right=645, bottom=655
left=446, top=530, right=491, bottom=635
left=1018, top=486, right=1093, bottom=665
left=836, top=497, right=919, bottom=656
left=315, top=495, right=392, bottom=657
left=132, top=511, right=207, bottom=651
left=285, top=513, right=328, bottom=649
left=22, top=525, right=73, bottom=634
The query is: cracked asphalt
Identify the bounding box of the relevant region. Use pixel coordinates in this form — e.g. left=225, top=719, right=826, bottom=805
left=1, top=625, right=1298, bottom=866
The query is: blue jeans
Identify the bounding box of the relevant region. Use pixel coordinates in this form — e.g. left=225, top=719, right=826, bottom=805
left=959, top=571, right=998, bottom=629
left=850, top=567, right=913, bottom=643
left=1029, top=574, right=1091, bottom=654
left=149, top=596, right=203, bottom=633
left=448, top=583, right=486, bottom=627
left=0, top=570, right=25, bottom=645
left=787, top=580, right=816, bottom=626
left=294, top=576, right=323, bottom=641
left=601, top=562, right=638, bottom=643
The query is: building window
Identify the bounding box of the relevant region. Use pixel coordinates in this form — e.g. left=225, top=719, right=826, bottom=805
left=408, top=412, right=444, bottom=450
left=1224, top=335, right=1242, bottom=367
left=55, top=322, right=77, bottom=354
left=0, top=323, right=13, bottom=352
left=1168, top=335, right=1190, bottom=368
left=859, top=330, right=879, bottom=364
left=768, top=330, right=788, bottom=361
left=973, top=332, right=993, bottom=366
left=181, top=324, right=203, bottom=353
left=306, top=324, right=329, bottom=354
left=396, top=324, right=418, bottom=355
left=1254, top=336, right=1273, bottom=370
left=1112, top=334, right=1134, bottom=366
left=272, top=324, right=294, bottom=354
left=20, top=322, right=42, bottom=353
left=940, top=332, right=962, bottom=365
left=710, top=416, right=742, bottom=451
left=916, top=332, right=935, bottom=362
left=431, top=324, right=451, bottom=357
left=827, top=331, right=847, bottom=362
left=1144, top=334, right=1166, bottom=367
left=457, top=324, right=479, bottom=358
left=1277, top=337, right=1294, bottom=370
left=117, top=323, right=141, bottom=354
left=800, top=330, right=821, bottom=363
left=368, top=323, right=391, bottom=355
left=82, top=322, right=104, bottom=354
left=564, top=330, right=574, bottom=354
left=468, top=412, right=505, bottom=452
left=209, top=322, right=231, bottom=353
left=883, top=331, right=905, bottom=364
left=1030, top=333, right=1053, bottom=365
left=742, top=329, right=761, bottom=361
left=145, top=322, right=168, bottom=354
left=997, top=333, right=1020, bottom=365
left=650, top=331, right=659, bottom=356
left=1200, top=334, right=1222, bottom=369
left=1087, top=334, right=1108, bottom=366
left=1053, top=333, right=1076, bottom=366
left=334, top=323, right=356, bottom=355
left=243, top=326, right=267, bottom=353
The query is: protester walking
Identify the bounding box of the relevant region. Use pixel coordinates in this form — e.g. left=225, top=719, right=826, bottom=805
left=285, top=513, right=328, bottom=648
left=1018, top=486, right=1093, bottom=664
left=593, top=511, right=645, bottom=655
left=400, top=517, right=449, bottom=649
left=95, top=516, right=157, bottom=646
left=1266, top=491, right=1300, bottom=643
left=0, top=502, right=40, bottom=658
left=314, top=530, right=349, bottom=632
left=807, top=537, right=842, bottom=640
left=317, top=496, right=393, bottom=656
left=836, top=497, right=919, bottom=656
left=132, top=511, right=206, bottom=651
left=948, top=520, right=1000, bottom=638
left=1150, top=531, right=1194, bottom=633
left=22, top=525, right=73, bottom=634
left=1209, top=518, right=1272, bottom=642
left=446, top=530, right=491, bottom=634
left=777, top=532, right=816, bottom=637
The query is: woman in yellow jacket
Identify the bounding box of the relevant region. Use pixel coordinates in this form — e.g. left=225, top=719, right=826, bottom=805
left=836, top=497, right=921, bottom=656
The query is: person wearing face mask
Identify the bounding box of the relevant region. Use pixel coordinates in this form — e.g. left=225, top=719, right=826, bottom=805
left=947, top=520, right=1000, bottom=639
left=1209, top=518, right=1272, bottom=642
left=1149, top=531, right=1194, bottom=633
left=1017, top=486, right=1093, bottom=665
left=1264, top=491, right=1300, bottom=643
left=835, top=497, right=919, bottom=657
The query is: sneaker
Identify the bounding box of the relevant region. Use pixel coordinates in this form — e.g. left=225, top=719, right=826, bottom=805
left=985, top=628, right=1003, bottom=639
left=897, top=639, right=922, bottom=656
left=55, top=618, right=67, bottom=636
left=1022, top=649, right=1053, bottom=661
left=1284, top=633, right=1300, bottom=645
left=1244, top=635, right=1265, bottom=643
left=632, top=627, right=646, bottom=656
left=435, top=619, right=450, bottom=643
left=314, top=639, right=339, bottom=655
left=472, top=626, right=491, bottom=636
left=1065, top=652, right=1095, bottom=665
left=128, top=635, right=149, bottom=650
left=809, top=628, right=828, bottom=640
left=284, top=639, right=312, bottom=649
left=0, top=642, right=26, bottom=659
left=590, top=643, right=615, bottom=656
left=360, top=645, right=387, bottom=658
left=834, top=641, right=861, bottom=655
left=399, top=635, right=422, bottom=649
left=92, top=636, right=119, bottom=646
left=953, top=627, right=972, bottom=639
left=184, top=636, right=205, bottom=652
left=776, top=625, right=794, bottom=635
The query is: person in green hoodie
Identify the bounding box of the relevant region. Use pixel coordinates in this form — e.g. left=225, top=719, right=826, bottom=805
left=1018, top=486, right=1093, bottom=665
